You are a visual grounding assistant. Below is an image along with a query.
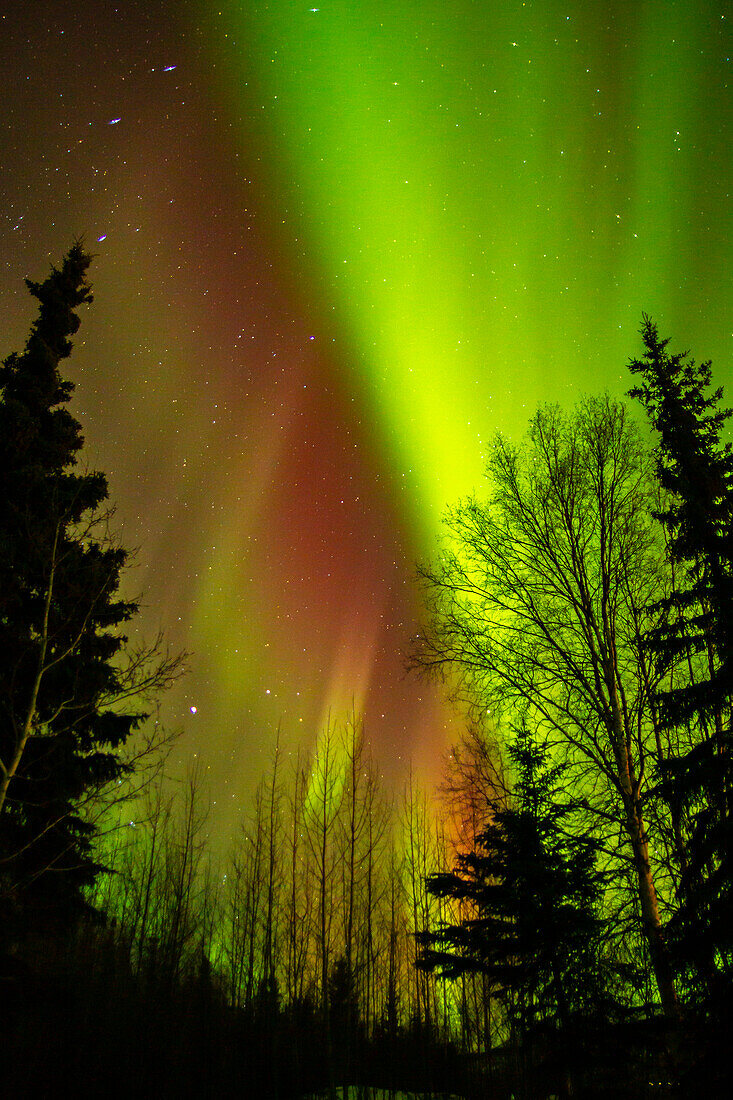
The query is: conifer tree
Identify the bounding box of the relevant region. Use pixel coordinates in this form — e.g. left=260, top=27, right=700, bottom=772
left=628, top=317, right=733, bottom=1003
left=0, top=244, right=175, bottom=929
left=417, top=725, right=608, bottom=1052
left=628, top=315, right=733, bottom=727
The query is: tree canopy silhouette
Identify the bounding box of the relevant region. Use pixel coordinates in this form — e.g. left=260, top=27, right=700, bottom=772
left=628, top=317, right=733, bottom=1005
left=0, top=244, right=180, bottom=931
left=412, top=395, right=680, bottom=1019
left=418, top=724, right=606, bottom=1010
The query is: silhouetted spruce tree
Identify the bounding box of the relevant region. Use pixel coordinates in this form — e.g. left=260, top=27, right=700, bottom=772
left=417, top=724, right=608, bottom=1086
left=0, top=245, right=154, bottom=930
left=628, top=317, right=733, bottom=1000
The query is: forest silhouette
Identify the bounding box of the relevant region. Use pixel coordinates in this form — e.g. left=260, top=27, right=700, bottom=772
left=1, top=249, right=731, bottom=1098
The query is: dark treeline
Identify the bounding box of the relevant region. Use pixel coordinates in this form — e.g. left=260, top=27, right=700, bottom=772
left=3, top=735, right=469, bottom=1098
left=412, top=322, right=733, bottom=1097
left=1, top=249, right=731, bottom=1099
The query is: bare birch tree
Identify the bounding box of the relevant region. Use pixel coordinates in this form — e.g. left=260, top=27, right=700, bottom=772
left=413, top=396, right=680, bottom=1019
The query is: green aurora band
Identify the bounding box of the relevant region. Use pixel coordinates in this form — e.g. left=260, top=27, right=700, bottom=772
left=167, top=0, right=730, bottom=818
left=1, top=1, right=727, bottom=841
left=209, top=0, right=729, bottom=544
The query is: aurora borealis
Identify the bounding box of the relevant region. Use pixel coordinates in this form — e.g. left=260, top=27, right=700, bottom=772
left=1, top=0, right=729, bottom=844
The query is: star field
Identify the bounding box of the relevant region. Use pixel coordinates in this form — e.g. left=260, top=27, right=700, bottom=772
left=0, top=0, right=729, bottom=844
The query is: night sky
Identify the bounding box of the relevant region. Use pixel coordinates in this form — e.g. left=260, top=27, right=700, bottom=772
left=1, top=0, right=729, bottom=844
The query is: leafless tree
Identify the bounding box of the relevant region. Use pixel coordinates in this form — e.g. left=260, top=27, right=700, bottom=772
left=304, top=715, right=343, bottom=1014
left=401, top=766, right=444, bottom=1030
left=413, top=396, right=681, bottom=1019
left=440, top=719, right=508, bottom=856
left=282, top=746, right=313, bottom=1006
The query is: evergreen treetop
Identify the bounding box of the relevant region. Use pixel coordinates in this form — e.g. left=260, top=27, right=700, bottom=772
left=0, top=245, right=145, bottom=928
left=628, top=315, right=733, bottom=727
